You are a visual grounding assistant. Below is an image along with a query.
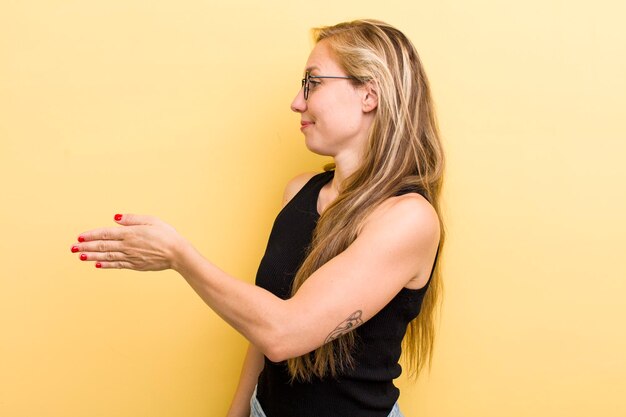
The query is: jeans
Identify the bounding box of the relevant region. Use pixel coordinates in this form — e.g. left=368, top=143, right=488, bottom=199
left=249, top=386, right=405, bottom=417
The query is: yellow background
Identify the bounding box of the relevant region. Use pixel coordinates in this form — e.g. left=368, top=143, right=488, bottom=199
left=1, top=1, right=625, bottom=416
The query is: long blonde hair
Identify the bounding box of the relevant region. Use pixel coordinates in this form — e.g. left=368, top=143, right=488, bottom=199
left=288, top=19, right=445, bottom=382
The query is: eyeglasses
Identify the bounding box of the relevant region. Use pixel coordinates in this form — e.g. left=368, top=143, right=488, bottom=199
left=301, top=71, right=356, bottom=100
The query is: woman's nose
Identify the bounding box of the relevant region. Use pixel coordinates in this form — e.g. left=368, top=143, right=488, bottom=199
left=290, top=88, right=307, bottom=113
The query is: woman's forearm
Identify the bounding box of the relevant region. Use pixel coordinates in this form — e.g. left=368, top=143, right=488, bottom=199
left=72, top=213, right=303, bottom=361
left=225, top=343, right=265, bottom=417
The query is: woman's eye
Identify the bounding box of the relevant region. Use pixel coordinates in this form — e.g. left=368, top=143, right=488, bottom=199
left=309, top=79, right=321, bottom=88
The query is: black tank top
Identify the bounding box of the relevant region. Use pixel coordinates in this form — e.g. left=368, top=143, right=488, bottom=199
left=255, top=170, right=432, bottom=417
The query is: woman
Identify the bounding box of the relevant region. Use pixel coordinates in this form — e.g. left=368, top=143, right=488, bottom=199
left=71, top=19, right=444, bottom=417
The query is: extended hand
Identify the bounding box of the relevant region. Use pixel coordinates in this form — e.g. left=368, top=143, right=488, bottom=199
left=71, top=214, right=186, bottom=271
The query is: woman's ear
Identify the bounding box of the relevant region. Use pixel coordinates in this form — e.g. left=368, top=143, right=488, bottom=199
left=362, top=81, right=379, bottom=113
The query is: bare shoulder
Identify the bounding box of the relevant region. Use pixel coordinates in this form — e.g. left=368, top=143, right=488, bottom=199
left=361, top=193, right=440, bottom=289
left=282, top=172, right=318, bottom=207
left=362, top=193, right=440, bottom=252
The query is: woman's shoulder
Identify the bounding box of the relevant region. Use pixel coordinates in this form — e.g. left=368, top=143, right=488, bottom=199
left=281, top=172, right=319, bottom=207
left=363, top=192, right=440, bottom=247
left=352, top=192, right=439, bottom=290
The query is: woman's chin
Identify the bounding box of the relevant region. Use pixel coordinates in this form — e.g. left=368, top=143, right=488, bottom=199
left=304, top=137, right=334, bottom=157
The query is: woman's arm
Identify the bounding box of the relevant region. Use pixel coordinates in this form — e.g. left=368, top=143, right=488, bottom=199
left=225, top=343, right=264, bottom=417
left=73, top=189, right=439, bottom=362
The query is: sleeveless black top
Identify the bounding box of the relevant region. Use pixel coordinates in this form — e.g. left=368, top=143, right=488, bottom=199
left=255, top=171, right=432, bottom=417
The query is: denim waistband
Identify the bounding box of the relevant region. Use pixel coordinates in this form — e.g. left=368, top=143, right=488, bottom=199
left=249, top=386, right=267, bottom=417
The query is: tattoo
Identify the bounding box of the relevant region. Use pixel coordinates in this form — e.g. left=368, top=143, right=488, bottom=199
left=324, top=311, right=363, bottom=344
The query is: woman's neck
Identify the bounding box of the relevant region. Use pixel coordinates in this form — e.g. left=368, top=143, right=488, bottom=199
left=331, top=151, right=362, bottom=193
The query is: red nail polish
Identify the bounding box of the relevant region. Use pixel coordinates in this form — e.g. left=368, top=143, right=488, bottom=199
left=95, top=262, right=102, bottom=268
left=71, top=246, right=79, bottom=253
left=78, top=236, right=85, bottom=243
left=114, top=214, right=123, bottom=221
left=80, top=254, right=87, bottom=261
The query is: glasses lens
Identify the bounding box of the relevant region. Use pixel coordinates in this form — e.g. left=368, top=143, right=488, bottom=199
left=303, top=72, right=309, bottom=100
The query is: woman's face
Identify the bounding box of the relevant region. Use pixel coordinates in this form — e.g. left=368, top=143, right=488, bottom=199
left=291, top=40, right=375, bottom=159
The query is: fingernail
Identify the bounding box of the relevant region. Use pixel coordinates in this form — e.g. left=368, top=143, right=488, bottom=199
left=78, top=236, right=85, bottom=243
left=114, top=214, right=123, bottom=221
left=95, top=262, right=102, bottom=268
left=71, top=246, right=79, bottom=253
left=80, top=254, right=88, bottom=261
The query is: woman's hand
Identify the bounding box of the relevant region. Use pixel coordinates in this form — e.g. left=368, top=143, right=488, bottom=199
left=71, top=214, right=187, bottom=271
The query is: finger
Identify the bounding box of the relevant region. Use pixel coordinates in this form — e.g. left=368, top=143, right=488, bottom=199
left=114, top=213, right=157, bottom=226
left=77, top=227, right=125, bottom=243
left=78, top=251, right=126, bottom=263
left=71, top=240, right=125, bottom=254
left=94, top=260, right=134, bottom=269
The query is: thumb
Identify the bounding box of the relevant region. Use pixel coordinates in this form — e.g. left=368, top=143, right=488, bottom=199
left=113, top=213, right=155, bottom=226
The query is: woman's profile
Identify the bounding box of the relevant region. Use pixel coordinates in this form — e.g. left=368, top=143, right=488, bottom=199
left=71, top=19, right=445, bottom=417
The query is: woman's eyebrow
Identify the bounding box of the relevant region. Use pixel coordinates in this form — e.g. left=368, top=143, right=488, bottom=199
left=305, top=65, right=320, bottom=73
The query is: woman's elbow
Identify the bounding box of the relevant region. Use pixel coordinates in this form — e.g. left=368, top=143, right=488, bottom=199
left=262, top=345, right=289, bottom=363
left=255, top=302, right=316, bottom=362
left=257, top=326, right=307, bottom=363
left=258, top=330, right=295, bottom=363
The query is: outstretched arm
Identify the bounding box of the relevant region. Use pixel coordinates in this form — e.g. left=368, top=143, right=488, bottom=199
left=72, top=194, right=439, bottom=362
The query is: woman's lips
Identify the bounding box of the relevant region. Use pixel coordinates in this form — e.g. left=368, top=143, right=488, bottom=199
left=300, top=121, right=314, bottom=130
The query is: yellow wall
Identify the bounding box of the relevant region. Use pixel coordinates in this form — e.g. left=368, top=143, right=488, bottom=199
left=1, top=1, right=624, bottom=416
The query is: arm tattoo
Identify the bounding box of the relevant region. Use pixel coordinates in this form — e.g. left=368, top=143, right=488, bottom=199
left=324, top=311, right=363, bottom=344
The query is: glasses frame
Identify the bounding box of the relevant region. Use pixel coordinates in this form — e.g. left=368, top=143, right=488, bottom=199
left=301, top=71, right=356, bottom=100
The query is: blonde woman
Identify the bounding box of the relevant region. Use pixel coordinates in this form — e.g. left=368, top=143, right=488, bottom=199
left=72, top=19, right=444, bottom=417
